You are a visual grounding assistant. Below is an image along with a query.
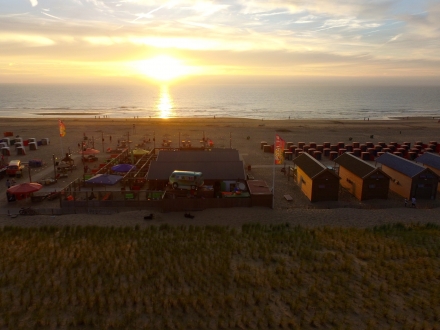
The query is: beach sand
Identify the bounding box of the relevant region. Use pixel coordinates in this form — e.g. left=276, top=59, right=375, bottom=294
left=1, top=116, right=439, bottom=228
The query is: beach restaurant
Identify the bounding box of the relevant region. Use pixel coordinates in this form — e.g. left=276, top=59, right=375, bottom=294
left=376, top=152, right=439, bottom=200
left=152, top=149, right=275, bottom=211
left=334, top=152, right=390, bottom=201
left=146, top=149, right=246, bottom=191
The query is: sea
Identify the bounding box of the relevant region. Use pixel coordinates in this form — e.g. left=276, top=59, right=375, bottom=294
left=0, top=83, right=439, bottom=120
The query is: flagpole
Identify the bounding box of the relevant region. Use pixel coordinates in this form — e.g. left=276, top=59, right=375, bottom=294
left=60, top=135, right=64, bottom=156
left=58, top=119, right=65, bottom=155
left=272, top=133, right=275, bottom=209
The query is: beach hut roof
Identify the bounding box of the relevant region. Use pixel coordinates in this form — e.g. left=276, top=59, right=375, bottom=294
left=293, top=152, right=339, bottom=179
left=334, top=152, right=378, bottom=178
left=147, top=160, right=245, bottom=181
left=376, top=152, right=426, bottom=178
left=415, top=152, right=440, bottom=170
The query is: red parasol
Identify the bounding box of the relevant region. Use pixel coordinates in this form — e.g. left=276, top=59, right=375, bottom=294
left=80, top=148, right=100, bottom=155
left=7, top=182, right=43, bottom=194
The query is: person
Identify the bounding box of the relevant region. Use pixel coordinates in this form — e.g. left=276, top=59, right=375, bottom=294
left=404, top=198, right=408, bottom=207
left=110, top=135, right=112, bottom=142
left=6, top=179, right=10, bottom=188
left=11, top=178, right=16, bottom=186
left=411, top=197, right=416, bottom=208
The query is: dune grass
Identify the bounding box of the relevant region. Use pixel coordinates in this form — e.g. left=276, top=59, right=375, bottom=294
left=0, top=223, right=439, bottom=329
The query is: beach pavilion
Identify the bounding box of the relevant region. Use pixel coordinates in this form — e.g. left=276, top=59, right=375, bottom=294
left=376, top=152, right=438, bottom=200
left=146, top=148, right=246, bottom=191
left=146, top=148, right=274, bottom=211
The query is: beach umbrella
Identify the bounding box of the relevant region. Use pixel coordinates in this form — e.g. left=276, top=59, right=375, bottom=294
left=80, top=148, right=100, bottom=155
left=86, top=174, right=122, bottom=185
left=111, top=164, right=136, bottom=172
left=7, top=182, right=42, bottom=194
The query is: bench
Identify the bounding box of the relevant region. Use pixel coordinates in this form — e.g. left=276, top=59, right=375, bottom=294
left=284, top=194, right=293, bottom=201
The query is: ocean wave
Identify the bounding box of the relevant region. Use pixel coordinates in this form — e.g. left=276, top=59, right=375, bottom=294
left=0, top=84, right=439, bottom=120
left=40, top=107, right=71, bottom=110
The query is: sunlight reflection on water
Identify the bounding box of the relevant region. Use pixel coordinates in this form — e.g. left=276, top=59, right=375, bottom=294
left=157, top=85, right=173, bottom=118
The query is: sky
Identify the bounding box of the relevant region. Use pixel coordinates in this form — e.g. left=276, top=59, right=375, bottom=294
left=1, top=0, right=440, bottom=85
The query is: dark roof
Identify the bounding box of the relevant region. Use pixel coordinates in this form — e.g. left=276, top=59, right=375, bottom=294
left=247, top=180, right=272, bottom=195
left=293, top=153, right=339, bottom=179
left=416, top=153, right=440, bottom=170
left=147, top=161, right=245, bottom=181
left=376, top=152, right=426, bottom=178
left=334, top=153, right=376, bottom=178
left=157, top=149, right=240, bottom=162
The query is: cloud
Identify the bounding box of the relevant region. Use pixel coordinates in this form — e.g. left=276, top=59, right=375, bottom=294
left=0, top=0, right=439, bottom=82
left=388, top=34, right=401, bottom=42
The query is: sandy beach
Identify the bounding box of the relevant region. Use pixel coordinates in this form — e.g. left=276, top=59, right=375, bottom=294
left=1, top=116, right=440, bottom=228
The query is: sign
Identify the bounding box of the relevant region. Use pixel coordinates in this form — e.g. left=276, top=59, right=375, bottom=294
left=274, top=134, right=285, bottom=165
left=59, top=120, right=66, bottom=137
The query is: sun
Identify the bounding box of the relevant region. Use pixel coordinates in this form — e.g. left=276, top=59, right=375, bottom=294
left=135, top=55, right=190, bottom=82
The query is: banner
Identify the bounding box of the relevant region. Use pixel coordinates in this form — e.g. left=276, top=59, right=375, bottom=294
left=59, top=120, right=66, bottom=137
left=274, top=134, right=285, bottom=165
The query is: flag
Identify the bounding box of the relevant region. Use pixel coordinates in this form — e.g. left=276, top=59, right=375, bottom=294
left=274, top=134, right=285, bottom=165
left=59, top=120, right=66, bottom=137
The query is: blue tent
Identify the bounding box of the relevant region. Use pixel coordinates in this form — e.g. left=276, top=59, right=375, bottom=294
left=111, top=164, right=136, bottom=172
left=86, top=174, right=122, bottom=185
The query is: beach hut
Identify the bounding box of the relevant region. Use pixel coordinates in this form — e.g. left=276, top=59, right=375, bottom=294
left=29, top=142, right=38, bottom=150
left=334, top=153, right=390, bottom=201
left=292, top=152, right=340, bottom=202
left=247, top=179, right=273, bottom=208
left=41, top=138, right=50, bottom=145
left=16, top=147, right=26, bottom=155
left=415, top=153, right=440, bottom=192
left=1, top=147, right=10, bottom=156
left=376, top=152, right=438, bottom=200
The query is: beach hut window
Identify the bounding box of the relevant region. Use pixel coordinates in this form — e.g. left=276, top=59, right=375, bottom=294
left=369, top=184, right=376, bottom=189
left=318, top=184, right=325, bottom=189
